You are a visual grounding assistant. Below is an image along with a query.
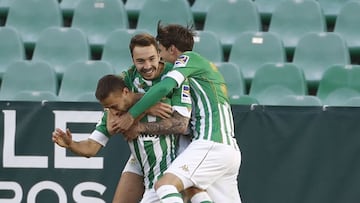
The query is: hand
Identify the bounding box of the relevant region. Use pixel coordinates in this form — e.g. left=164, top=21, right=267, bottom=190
left=52, top=128, right=73, bottom=148
left=123, top=123, right=141, bottom=141
left=146, top=102, right=173, bottom=119
left=106, top=111, right=119, bottom=135
left=110, top=112, right=135, bottom=133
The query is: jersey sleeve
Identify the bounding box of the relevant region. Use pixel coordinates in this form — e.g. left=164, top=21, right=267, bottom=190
left=165, top=52, right=206, bottom=88
left=170, top=78, right=192, bottom=118
left=89, top=111, right=111, bottom=146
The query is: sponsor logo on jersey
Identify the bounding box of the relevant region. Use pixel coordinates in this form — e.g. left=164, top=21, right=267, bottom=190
left=174, top=55, right=189, bottom=68
left=181, top=85, right=191, bottom=104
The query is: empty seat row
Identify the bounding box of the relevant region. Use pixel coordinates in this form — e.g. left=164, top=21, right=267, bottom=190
left=1, top=59, right=360, bottom=107
left=2, top=0, right=360, bottom=60
left=0, top=60, right=115, bottom=102
left=221, top=63, right=360, bottom=107
left=0, top=27, right=353, bottom=92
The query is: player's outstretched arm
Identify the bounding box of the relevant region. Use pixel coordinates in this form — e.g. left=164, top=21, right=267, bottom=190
left=52, top=128, right=102, bottom=158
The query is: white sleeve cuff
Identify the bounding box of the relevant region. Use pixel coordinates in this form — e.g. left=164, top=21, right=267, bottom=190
left=173, top=106, right=191, bottom=118
left=89, top=130, right=109, bottom=147
left=164, top=70, right=185, bottom=88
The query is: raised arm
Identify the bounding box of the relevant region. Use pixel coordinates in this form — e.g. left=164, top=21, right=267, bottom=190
left=52, top=128, right=102, bottom=158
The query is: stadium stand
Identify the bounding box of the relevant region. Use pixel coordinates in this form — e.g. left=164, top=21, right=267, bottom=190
left=101, top=29, right=134, bottom=74
left=5, top=0, right=63, bottom=54
left=32, top=27, right=90, bottom=80
left=59, top=0, right=81, bottom=20
left=228, top=31, right=286, bottom=86
left=248, top=62, right=308, bottom=105
left=344, top=96, right=360, bottom=107
left=191, top=0, right=222, bottom=23
left=230, top=95, right=259, bottom=105
left=253, top=0, right=286, bottom=25
left=136, top=0, right=193, bottom=35
left=0, top=27, right=25, bottom=79
left=13, top=91, right=58, bottom=101
left=275, top=95, right=323, bottom=106
left=268, top=0, right=326, bottom=58
left=317, top=0, right=354, bottom=27
left=217, top=62, right=246, bottom=101
left=203, top=0, right=261, bottom=56
left=125, top=0, right=146, bottom=21
left=333, top=1, right=360, bottom=59
left=0, top=0, right=11, bottom=18
left=71, top=0, right=129, bottom=56
left=0, top=61, right=58, bottom=100
left=292, top=32, right=351, bottom=91
left=316, top=64, right=360, bottom=106
left=58, top=61, right=115, bottom=102
left=193, top=31, right=224, bottom=63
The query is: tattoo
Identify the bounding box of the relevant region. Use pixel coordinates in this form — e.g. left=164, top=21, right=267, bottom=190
left=140, top=111, right=189, bottom=135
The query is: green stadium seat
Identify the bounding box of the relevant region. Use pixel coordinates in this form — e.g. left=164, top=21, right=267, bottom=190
left=13, top=91, right=58, bottom=101
left=253, top=0, right=287, bottom=24
left=193, top=31, right=224, bottom=63
left=0, top=61, right=58, bottom=100
left=191, top=0, right=223, bottom=23
left=5, top=0, right=63, bottom=51
left=125, top=0, right=146, bottom=21
left=32, top=27, right=90, bottom=80
left=293, top=32, right=351, bottom=90
left=268, top=0, right=326, bottom=57
left=71, top=0, right=129, bottom=54
left=217, top=62, right=246, bottom=101
left=230, top=95, right=259, bottom=105
left=203, top=0, right=261, bottom=55
left=58, top=61, right=115, bottom=102
left=136, top=0, right=193, bottom=35
left=276, top=95, right=322, bottom=106
left=59, top=0, right=81, bottom=19
left=101, top=29, right=133, bottom=74
left=228, top=31, right=286, bottom=85
left=317, top=0, right=354, bottom=26
left=249, top=62, right=307, bottom=105
left=334, top=1, right=360, bottom=57
left=344, top=96, right=360, bottom=107
left=0, top=0, right=11, bottom=18
left=317, top=64, right=360, bottom=106
left=0, top=27, right=25, bottom=79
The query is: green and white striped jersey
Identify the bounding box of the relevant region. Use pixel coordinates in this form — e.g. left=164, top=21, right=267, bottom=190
left=92, top=62, right=191, bottom=189
left=166, top=51, right=236, bottom=146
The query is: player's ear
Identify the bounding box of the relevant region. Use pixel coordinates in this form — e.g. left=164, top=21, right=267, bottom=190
left=122, top=87, right=130, bottom=95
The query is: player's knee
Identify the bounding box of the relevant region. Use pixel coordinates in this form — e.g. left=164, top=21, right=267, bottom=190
left=184, top=187, right=204, bottom=199
left=154, top=173, right=183, bottom=191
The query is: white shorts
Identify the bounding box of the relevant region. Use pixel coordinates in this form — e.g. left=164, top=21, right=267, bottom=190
left=165, top=139, right=242, bottom=203
left=122, top=154, right=143, bottom=176
left=176, top=134, right=192, bottom=155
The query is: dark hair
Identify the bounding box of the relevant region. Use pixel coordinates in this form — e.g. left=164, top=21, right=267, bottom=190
left=156, top=21, right=195, bottom=52
left=95, top=75, right=127, bottom=101
left=129, top=33, right=158, bottom=57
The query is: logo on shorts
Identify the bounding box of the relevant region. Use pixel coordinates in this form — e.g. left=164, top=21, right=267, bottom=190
left=174, top=55, right=189, bottom=68
left=129, top=157, right=137, bottom=164
left=180, top=164, right=189, bottom=172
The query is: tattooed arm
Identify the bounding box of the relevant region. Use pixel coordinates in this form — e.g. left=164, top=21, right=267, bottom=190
left=139, top=111, right=189, bottom=135
left=127, top=111, right=190, bottom=138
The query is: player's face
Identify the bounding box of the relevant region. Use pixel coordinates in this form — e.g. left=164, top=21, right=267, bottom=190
left=158, top=44, right=177, bottom=63
left=132, top=45, right=161, bottom=80
left=100, top=89, right=132, bottom=116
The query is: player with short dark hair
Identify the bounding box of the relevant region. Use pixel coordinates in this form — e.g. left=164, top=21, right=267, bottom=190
left=111, top=22, right=242, bottom=203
